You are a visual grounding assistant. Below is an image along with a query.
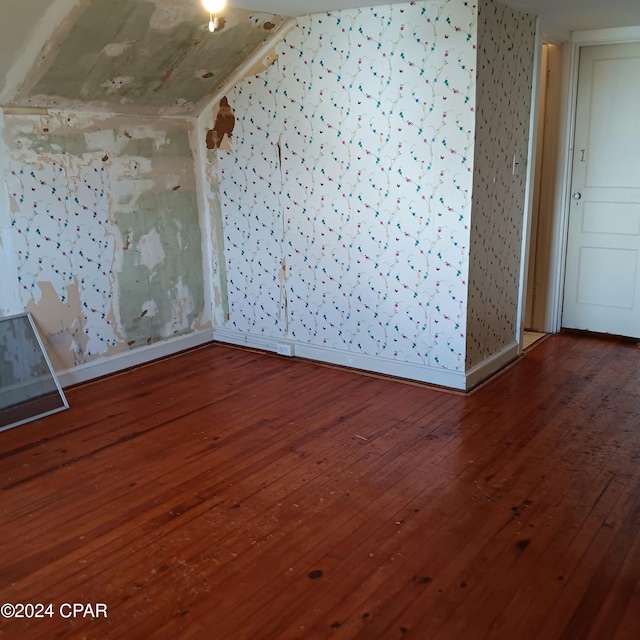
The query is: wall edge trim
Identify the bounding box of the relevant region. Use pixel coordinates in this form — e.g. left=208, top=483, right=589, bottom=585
left=213, top=328, right=467, bottom=390
left=571, top=26, right=640, bottom=44
left=464, top=341, right=519, bottom=390
left=195, top=17, right=298, bottom=117
left=56, top=329, right=214, bottom=388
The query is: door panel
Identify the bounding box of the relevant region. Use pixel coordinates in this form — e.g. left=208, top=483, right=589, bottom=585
left=563, top=43, right=640, bottom=338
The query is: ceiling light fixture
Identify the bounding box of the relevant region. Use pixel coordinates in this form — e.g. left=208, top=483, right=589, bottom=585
left=202, top=0, right=226, bottom=32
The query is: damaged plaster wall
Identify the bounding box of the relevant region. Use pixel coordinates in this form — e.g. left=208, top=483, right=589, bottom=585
left=11, top=0, right=290, bottom=116
left=206, top=0, right=478, bottom=380
left=197, top=42, right=287, bottom=329
left=1, top=110, right=208, bottom=373
left=0, top=110, right=23, bottom=317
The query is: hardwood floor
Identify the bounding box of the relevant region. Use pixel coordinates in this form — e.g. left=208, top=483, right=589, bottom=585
left=0, top=333, right=639, bottom=639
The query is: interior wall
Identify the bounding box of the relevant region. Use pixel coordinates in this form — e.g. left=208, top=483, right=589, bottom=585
left=0, top=110, right=22, bottom=317
left=206, top=0, right=478, bottom=383
left=526, top=43, right=563, bottom=332
left=465, top=0, right=537, bottom=369
left=0, top=109, right=210, bottom=374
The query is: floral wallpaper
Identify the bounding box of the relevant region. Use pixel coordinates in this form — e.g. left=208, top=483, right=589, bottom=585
left=1, top=112, right=207, bottom=372
left=0, top=0, right=536, bottom=388
left=213, top=0, right=478, bottom=373
left=466, top=0, right=537, bottom=368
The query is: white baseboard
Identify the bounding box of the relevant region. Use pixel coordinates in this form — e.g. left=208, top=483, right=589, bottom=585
left=213, top=328, right=467, bottom=390
left=464, top=341, right=519, bottom=390
left=212, top=327, right=288, bottom=354
left=57, top=329, right=214, bottom=388
left=53, top=328, right=519, bottom=392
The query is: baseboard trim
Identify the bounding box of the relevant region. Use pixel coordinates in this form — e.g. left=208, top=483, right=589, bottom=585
left=212, top=328, right=287, bottom=355
left=212, top=328, right=467, bottom=390
left=57, top=329, right=214, bottom=388
left=465, top=341, right=520, bottom=390
left=52, top=328, right=519, bottom=392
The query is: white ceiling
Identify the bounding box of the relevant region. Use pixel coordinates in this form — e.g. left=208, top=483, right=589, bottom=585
left=233, top=0, right=640, bottom=32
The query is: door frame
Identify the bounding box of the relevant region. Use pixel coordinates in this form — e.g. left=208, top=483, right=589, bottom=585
left=515, top=19, right=543, bottom=352
left=546, top=26, right=640, bottom=333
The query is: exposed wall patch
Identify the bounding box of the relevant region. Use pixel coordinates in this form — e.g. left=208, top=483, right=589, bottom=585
left=9, top=1, right=289, bottom=116
left=138, top=227, right=166, bottom=273
left=102, top=41, right=136, bottom=57
left=25, top=279, right=90, bottom=370
left=206, top=97, right=235, bottom=150
left=102, top=76, right=134, bottom=94
left=141, top=299, right=158, bottom=318
left=116, top=191, right=204, bottom=346
left=4, top=111, right=207, bottom=372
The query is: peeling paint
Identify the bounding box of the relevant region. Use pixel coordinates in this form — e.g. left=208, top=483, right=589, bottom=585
left=206, top=97, right=235, bottom=150
left=102, top=76, right=134, bottom=93
left=200, top=145, right=229, bottom=323
left=26, top=279, right=90, bottom=371
left=14, top=132, right=90, bottom=155
left=213, top=16, right=228, bottom=32
left=278, top=258, right=288, bottom=323
left=102, top=42, right=136, bottom=57
left=214, top=41, right=281, bottom=96
left=138, top=228, right=165, bottom=273
left=141, top=299, right=158, bottom=317
left=148, top=0, right=199, bottom=30
left=13, top=0, right=288, bottom=115
left=122, top=130, right=192, bottom=158
left=116, top=191, right=204, bottom=345
left=4, top=110, right=207, bottom=371
left=4, top=115, right=194, bottom=161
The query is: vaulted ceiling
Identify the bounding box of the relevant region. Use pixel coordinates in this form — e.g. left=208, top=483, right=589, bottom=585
left=2, top=0, right=640, bottom=117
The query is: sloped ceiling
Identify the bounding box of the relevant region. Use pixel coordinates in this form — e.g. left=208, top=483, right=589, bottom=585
left=0, top=0, right=53, bottom=100
left=2, top=0, right=640, bottom=116
left=4, top=0, right=291, bottom=116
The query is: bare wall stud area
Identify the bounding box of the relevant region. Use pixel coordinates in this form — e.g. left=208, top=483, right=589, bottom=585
left=0, top=313, right=68, bottom=432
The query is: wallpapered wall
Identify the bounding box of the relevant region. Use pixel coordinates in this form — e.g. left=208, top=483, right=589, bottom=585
left=0, top=0, right=536, bottom=389
left=0, top=111, right=208, bottom=373
left=466, top=0, right=537, bottom=368
left=210, top=0, right=479, bottom=377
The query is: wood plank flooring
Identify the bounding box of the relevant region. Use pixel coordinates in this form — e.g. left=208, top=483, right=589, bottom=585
left=0, top=333, right=639, bottom=639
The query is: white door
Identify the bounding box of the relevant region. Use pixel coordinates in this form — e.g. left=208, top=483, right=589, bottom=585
left=563, top=43, right=640, bottom=338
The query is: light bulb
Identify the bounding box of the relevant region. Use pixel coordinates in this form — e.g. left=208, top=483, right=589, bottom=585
left=209, top=18, right=215, bottom=32
left=202, top=0, right=226, bottom=13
